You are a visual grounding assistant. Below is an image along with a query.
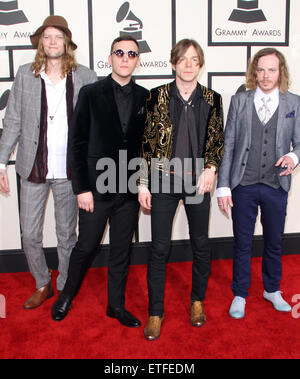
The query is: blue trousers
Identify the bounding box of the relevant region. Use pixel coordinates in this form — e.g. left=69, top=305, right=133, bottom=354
left=231, top=184, right=288, bottom=298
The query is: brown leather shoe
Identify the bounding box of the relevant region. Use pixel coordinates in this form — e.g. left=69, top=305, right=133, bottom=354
left=144, top=316, right=164, bottom=341
left=190, top=301, right=206, bottom=327
left=23, top=282, right=54, bottom=310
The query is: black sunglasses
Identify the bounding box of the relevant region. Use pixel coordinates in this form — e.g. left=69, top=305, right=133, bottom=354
left=112, top=49, right=139, bottom=59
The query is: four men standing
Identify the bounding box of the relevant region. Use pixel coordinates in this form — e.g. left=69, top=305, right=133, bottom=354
left=0, top=14, right=298, bottom=338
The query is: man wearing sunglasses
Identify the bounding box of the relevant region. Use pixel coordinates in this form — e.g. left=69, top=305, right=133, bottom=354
left=52, top=36, right=148, bottom=327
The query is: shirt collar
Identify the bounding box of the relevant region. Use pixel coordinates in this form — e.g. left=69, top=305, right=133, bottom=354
left=254, top=86, right=279, bottom=102
left=39, top=66, right=72, bottom=85
left=110, top=74, right=133, bottom=93
left=171, top=81, right=202, bottom=101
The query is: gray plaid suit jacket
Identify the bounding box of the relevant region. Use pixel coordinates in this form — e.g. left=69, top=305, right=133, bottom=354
left=217, top=89, right=300, bottom=193
left=0, top=63, right=97, bottom=179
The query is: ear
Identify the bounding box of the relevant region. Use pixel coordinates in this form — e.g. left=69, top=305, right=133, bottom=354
left=108, top=54, right=112, bottom=66
left=135, top=57, right=141, bottom=69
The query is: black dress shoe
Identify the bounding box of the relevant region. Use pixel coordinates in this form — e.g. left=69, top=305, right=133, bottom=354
left=51, top=293, right=72, bottom=322
left=106, top=306, right=141, bottom=328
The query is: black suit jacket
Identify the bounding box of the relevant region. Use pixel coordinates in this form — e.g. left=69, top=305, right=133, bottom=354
left=68, top=75, right=149, bottom=200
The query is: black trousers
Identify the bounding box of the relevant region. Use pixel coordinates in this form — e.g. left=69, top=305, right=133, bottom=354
left=148, top=191, right=211, bottom=317
left=63, top=195, right=139, bottom=309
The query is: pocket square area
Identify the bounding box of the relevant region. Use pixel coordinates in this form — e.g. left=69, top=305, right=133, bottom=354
left=286, top=111, right=295, bottom=118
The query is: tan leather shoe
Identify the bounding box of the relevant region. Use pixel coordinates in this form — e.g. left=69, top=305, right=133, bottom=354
left=190, top=301, right=206, bottom=327
left=23, top=282, right=54, bottom=310
left=144, top=316, right=164, bottom=341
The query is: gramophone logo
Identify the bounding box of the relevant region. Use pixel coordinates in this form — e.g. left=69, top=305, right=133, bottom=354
left=208, top=0, right=289, bottom=46
left=229, top=0, right=266, bottom=23
left=116, top=1, right=151, bottom=54
left=0, top=0, right=28, bottom=25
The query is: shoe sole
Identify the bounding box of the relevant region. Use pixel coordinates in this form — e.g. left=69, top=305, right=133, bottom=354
left=23, top=291, right=54, bottom=310
left=52, top=305, right=72, bottom=322
left=229, top=310, right=245, bottom=319
left=191, top=320, right=206, bottom=327
left=106, top=310, right=141, bottom=328
left=263, top=296, right=291, bottom=312
left=144, top=334, right=160, bottom=341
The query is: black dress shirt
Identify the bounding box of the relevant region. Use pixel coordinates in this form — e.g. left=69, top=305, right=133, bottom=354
left=111, top=75, right=133, bottom=135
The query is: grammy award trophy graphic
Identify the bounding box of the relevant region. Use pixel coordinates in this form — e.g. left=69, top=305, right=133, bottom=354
left=0, top=0, right=28, bottom=25
left=116, top=1, right=151, bottom=53
left=229, top=0, right=267, bottom=23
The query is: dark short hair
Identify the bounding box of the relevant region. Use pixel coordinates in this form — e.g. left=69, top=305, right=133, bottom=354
left=170, top=39, right=205, bottom=67
left=110, top=35, right=140, bottom=54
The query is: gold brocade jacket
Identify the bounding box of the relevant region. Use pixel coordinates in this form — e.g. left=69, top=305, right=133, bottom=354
left=138, top=81, right=224, bottom=187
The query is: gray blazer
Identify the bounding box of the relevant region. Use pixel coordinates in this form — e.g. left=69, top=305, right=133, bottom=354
left=217, top=89, right=300, bottom=193
left=0, top=63, right=97, bottom=179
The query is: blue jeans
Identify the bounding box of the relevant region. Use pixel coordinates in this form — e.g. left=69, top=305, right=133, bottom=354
left=231, top=184, right=288, bottom=298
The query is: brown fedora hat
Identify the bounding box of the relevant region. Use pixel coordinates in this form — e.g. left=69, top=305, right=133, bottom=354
left=30, top=15, right=77, bottom=50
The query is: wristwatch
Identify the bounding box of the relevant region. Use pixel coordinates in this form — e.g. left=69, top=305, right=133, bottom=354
left=205, top=164, right=217, bottom=172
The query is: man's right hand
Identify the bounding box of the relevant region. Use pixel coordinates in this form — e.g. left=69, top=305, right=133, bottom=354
left=138, top=186, right=152, bottom=210
left=217, top=196, right=233, bottom=217
left=77, top=191, right=94, bottom=213
left=0, top=169, right=10, bottom=193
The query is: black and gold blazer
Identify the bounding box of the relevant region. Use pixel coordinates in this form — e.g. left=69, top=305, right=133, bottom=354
left=139, top=81, right=224, bottom=186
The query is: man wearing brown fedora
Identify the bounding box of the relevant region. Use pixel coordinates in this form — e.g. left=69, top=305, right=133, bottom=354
left=0, top=15, right=97, bottom=309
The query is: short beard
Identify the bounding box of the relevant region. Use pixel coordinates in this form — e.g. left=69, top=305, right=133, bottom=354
left=45, top=52, right=64, bottom=59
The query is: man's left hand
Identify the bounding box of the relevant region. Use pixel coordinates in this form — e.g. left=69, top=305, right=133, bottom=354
left=275, top=155, right=295, bottom=176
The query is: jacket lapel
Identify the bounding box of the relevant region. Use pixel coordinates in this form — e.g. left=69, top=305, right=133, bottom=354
left=245, top=90, right=255, bottom=148
left=100, top=77, right=124, bottom=137
left=125, top=82, right=143, bottom=136
left=276, top=92, right=287, bottom=147
left=32, top=76, right=42, bottom=123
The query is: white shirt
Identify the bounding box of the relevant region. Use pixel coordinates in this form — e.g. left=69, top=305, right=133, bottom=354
left=41, top=71, right=68, bottom=179
left=0, top=71, right=69, bottom=177
left=217, top=87, right=298, bottom=198
left=254, top=86, right=279, bottom=119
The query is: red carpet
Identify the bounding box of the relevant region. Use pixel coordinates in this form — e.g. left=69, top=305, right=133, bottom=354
left=0, top=254, right=300, bottom=359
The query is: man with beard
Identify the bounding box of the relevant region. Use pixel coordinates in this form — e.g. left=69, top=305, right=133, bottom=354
left=0, top=15, right=97, bottom=309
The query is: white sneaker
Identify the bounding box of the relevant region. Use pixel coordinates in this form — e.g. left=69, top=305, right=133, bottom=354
left=229, top=296, right=246, bottom=319
left=263, top=290, right=291, bottom=312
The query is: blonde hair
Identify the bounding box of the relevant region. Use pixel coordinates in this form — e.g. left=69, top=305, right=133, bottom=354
left=31, top=31, right=77, bottom=77
left=246, top=48, right=290, bottom=93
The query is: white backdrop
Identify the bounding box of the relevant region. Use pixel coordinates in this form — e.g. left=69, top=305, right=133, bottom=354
left=0, top=0, right=299, bottom=251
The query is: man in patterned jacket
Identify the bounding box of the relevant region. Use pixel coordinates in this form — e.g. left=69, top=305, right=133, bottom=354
left=138, top=39, right=224, bottom=340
